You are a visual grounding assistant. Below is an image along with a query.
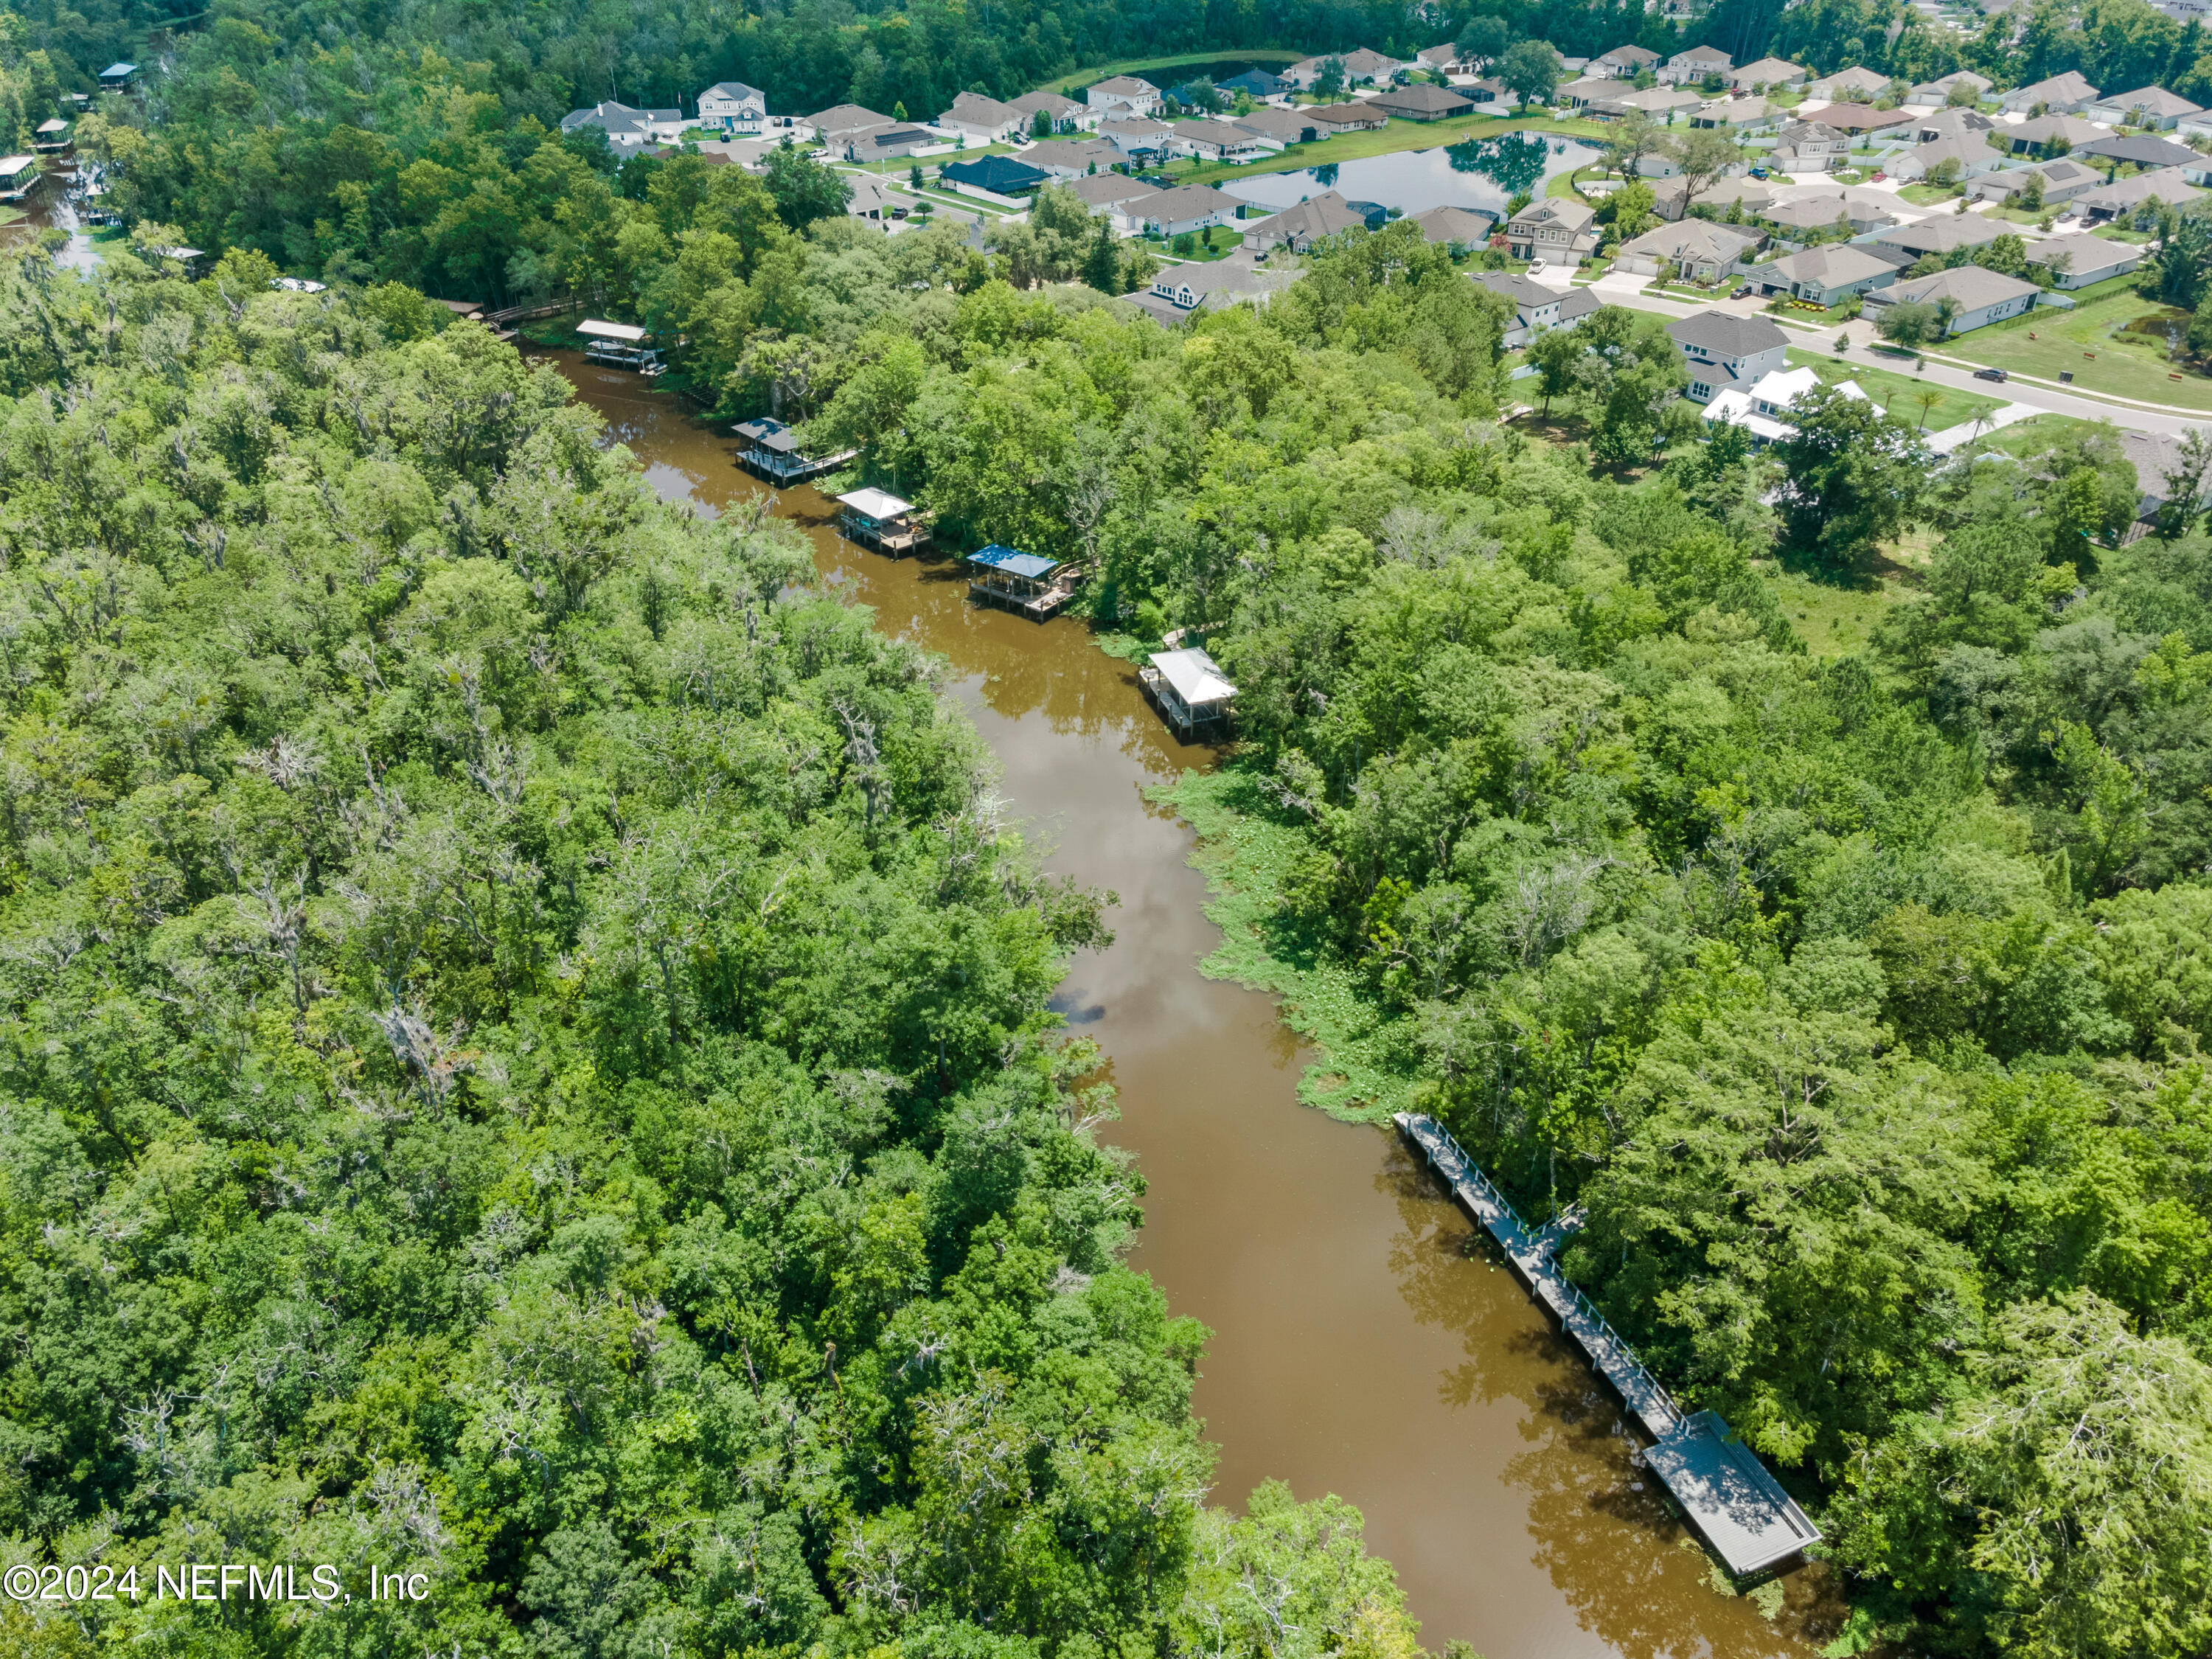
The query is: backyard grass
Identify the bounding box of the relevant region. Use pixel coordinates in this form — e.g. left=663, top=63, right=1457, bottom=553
left=1169, top=110, right=1607, bottom=188
left=1936, top=288, right=2212, bottom=409
left=1760, top=561, right=1914, bottom=656
left=1147, top=229, right=1247, bottom=261
left=1956, top=413, right=2113, bottom=457
left=1898, top=183, right=1966, bottom=206
left=1786, top=347, right=2007, bottom=431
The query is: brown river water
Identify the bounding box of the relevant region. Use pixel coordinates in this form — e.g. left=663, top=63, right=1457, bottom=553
left=559, top=355, right=1843, bottom=1659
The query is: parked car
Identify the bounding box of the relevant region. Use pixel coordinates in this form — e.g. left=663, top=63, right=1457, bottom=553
left=1972, top=367, right=2008, bottom=382
left=1750, top=165, right=1769, bottom=178
left=1528, top=257, right=1547, bottom=274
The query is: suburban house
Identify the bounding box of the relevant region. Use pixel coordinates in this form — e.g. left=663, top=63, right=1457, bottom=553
left=1473, top=271, right=1600, bottom=347
left=1759, top=190, right=1898, bottom=236
left=1245, top=190, right=1371, bottom=250
left=1012, top=91, right=1093, bottom=132
left=1234, top=105, right=1323, bottom=145
left=1888, top=134, right=2008, bottom=181
left=1669, top=312, right=1791, bottom=401
left=1874, top=214, right=2006, bottom=257
left=1769, top=119, right=1851, bottom=170
left=698, top=82, right=767, bottom=135
left=1814, top=103, right=1916, bottom=136
left=1413, top=45, right=1467, bottom=74
left=1691, top=178, right=1775, bottom=216
left=939, top=156, right=1053, bottom=198
left=1731, top=56, right=1808, bottom=89
left=1615, top=219, right=1761, bottom=281
left=2076, top=167, right=2203, bottom=220
left=1067, top=172, right=1161, bottom=230
left=1161, top=120, right=1262, bottom=162
left=939, top=91, right=1026, bottom=142
left=1217, top=69, right=1293, bottom=100
left=1806, top=65, right=1891, bottom=101
left=1287, top=49, right=1405, bottom=88
left=845, top=177, right=909, bottom=227
left=1087, top=76, right=1164, bottom=116
left=1368, top=83, right=1475, bottom=120
left=1590, top=86, right=1703, bottom=119
left=1557, top=74, right=1621, bottom=109
left=1464, top=77, right=1512, bottom=105
left=2085, top=86, right=2202, bottom=128
left=1136, top=182, right=1242, bottom=237
left=838, top=124, right=937, bottom=162
left=2076, top=132, right=2201, bottom=171
left=1660, top=45, right=1732, bottom=85
left=1863, top=265, right=2041, bottom=331
left=806, top=104, right=895, bottom=145
left=1747, top=243, right=1899, bottom=304
left=2001, top=114, right=2107, bottom=153
left=1969, top=157, right=2101, bottom=204
left=1133, top=256, right=1296, bottom=322
left=560, top=102, right=686, bottom=147
left=1593, top=44, right=1662, bottom=77
left=1704, top=366, right=1868, bottom=445
left=2023, top=232, right=2142, bottom=288
left=1910, top=108, right=1997, bottom=144
left=1307, top=102, right=1389, bottom=132
left=2118, top=428, right=2212, bottom=533
left=1020, top=137, right=1127, bottom=177
left=1910, top=70, right=1992, bottom=104
left=1408, top=204, right=1499, bottom=249
left=2001, top=71, right=2099, bottom=114
left=1503, top=195, right=1599, bottom=262
left=1690, top=97, right=1777, bottom=133
left=1100, top=115, right=1173, bottom=155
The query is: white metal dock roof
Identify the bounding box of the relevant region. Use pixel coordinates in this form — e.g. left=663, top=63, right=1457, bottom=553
left=1150, top=647, right=1235, bottom=706
left=838, top=487, right=914, bottom=519
left=577, top=319, right=648, bottom=342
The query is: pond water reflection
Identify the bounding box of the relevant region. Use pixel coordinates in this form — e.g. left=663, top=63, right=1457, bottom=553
left=1222, top=133, right=1598, bottom=216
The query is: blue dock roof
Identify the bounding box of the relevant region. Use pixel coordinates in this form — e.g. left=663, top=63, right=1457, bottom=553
left=967, top=543, right=1060, bottom=580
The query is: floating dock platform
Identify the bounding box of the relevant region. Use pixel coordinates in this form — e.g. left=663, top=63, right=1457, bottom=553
left=1395, top=1112, right=1821, bottom=1577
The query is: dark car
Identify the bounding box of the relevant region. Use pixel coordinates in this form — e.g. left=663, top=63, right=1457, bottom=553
left=1973, top=367, right=2008, bottom=382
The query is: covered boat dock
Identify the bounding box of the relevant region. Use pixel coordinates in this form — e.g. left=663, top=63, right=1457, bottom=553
left=1140, top=646, right=1236, bottom=737
left=966, top=543, right=1085, bottom=620
left=734, top=416, right=855, bottom=485
left=837, top=487, right=932, bottom=554
left=578, top=318, right=664, bottom=375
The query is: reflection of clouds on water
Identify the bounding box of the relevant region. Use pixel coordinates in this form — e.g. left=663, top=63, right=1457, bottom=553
left=1377, top=1142, right=1831, bottom=1659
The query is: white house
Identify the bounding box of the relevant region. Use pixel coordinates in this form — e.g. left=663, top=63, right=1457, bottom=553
left=2023, top=232, right=2142, bottom=288
left=805, top=104, right=894, bottom=145
left=1164, top=119, right=1262, bottom=163
left=1593, top=43, right=1662, bottom=78
left=1615, top=219, right=1761, bottom=281
left=1769, top=119, right=1851, bottom=170
left=939, top=91, right=1026, bottom=142
left=1910, top=70, right=1992, bottom=105
left=2085, top=86, right=2203, bottom=128
left=560, top=101, right=687, bottom=148
left=1730, top=56, right=1808, bottom=90
left=2000, top=71, right=2099, bottom=114
left=1473, top=271, right=1601, bottom=347
left=1020, top=137, right=1124, bottom=178
left=1705, top=365, right=1869, bottom=444
left=1863, top=265, right=2041, bottom=332
left=698, top=82, right=767, bottom=135
left=1286, top=48, right=1405, bottom=88
left=1888, top=134, right=2009, bottom=181
left=1969, top=157, right=2102, bottom=204
left=1066, top=171, right=1161, bottom=232
left=1668, top=310, right=1791, bottom=403
left=1099, top=115, right=1173, bottom=156
left=1133, top=257, right=1295, bottom=322
left=2076, top=166, right=2204, bottom=221
left=1660, top=44, right=1731, bottom=86
left=1011, top=90, right=1093, bottom=133
left=1086, top=76, right=1164, bottom=117
left=1805, top=65, right=1891, bottom=101
left=1136, top=183, right=1242, bottom=237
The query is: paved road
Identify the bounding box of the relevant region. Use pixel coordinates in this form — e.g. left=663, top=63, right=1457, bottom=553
left=1529, top=267, right=2212, bottom=438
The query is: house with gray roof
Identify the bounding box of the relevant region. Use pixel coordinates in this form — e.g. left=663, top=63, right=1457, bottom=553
left=1862, top=265, right=2042, bottom=332
left=1135, top=183, right=1243, bottom=237
left=561, top=101, right=686, bottom=148
left=1012, top=91, right=1093, bottom=133
left=1746, top=243, right=1901, bottom=305
left=2086, top=86, right=2203, bottom=128
left=1874, top=213, right=2007, bottom=256
left=1131, top=254, right=1296, bottom=323
left=1087, top=76, right=1163, bottom=116
left=2023, top=232, right=2142, bottom=288
left=698, top=83, right=767, bottom=136
left=1969, top=157, right=2101, bottom=205
left=1666, top=311, right=1791, bottom=402
left=2000, top=71, right=2099, bottom=114
left=1616, top=219, right=1762, bottom=281
left=2076, top=166, right=2202, bottom=220
left=1472, top=271, right=1600, bottom=347
left=1806, top=66, right=1892, bottom=101
left=1731, top=56, right=1808, bottom=90
left=1408, top=204, right=1499, bottom=250
left=1020, top=137, right=1124, bottom=178
left=2000, top=114, right=2106, bottom=155
left=1245, top=189, right=1370, bottom=251
left=1660, top=44, right=1732, bottom=86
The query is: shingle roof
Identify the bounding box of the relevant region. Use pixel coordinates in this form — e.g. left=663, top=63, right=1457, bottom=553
left=1667, top=310, right=1791, bottom=356
left=1876, top=214, right=2006, bottom=253
left=1881, top=265, right=2042, bottom=308
left=2074, top=133, right=2199, bottom=170
left=2096, top=86, right=2203, bottom=116
left=1761, top=243, right=1896, bottom=285
left=2023, top=232, right=2136, bottom=270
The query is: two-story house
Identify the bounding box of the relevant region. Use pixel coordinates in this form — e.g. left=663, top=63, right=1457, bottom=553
left=698, top=82, right=767, bottom=135
left=1503, top=196, right=1598, bottom=262
left=1472, top=271, right=1600, bottom=348
left=1085, top=76, right=1164, bottom=118
left=1668, top=312, right=1790, bottom=403
left=1770, top=119, right=1851, bottom=172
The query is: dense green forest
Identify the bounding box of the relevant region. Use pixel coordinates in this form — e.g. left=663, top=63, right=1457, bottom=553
left=0, top=243, right=1434, bottom=1659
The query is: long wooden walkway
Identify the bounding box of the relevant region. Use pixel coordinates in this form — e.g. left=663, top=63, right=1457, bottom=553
left=1395, top=1113, right=1822, bottom=1578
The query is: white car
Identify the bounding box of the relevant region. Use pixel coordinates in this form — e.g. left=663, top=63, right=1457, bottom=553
left=1528, top=257, right=1547, bottom=274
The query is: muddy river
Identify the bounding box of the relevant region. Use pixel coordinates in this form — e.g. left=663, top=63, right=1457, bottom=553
left=557, top=356, right=1840, bottom=1659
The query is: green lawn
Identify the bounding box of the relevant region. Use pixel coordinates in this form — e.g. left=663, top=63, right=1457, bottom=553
left=1935, top=288, right=2212, bottom=409
left=1150, top=229, right=1248, bottom=262
left=1955, top=413, right=2112, bottom=457
left=1786, top=347, right=2006, bottom=432
left=1898, top=183, right=1966, bottom=206
left=1760, top=563, right=1913, bottom=656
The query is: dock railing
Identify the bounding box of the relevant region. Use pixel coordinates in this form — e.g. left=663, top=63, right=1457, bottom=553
left=1408, top=1115, right=1682, bottom=1434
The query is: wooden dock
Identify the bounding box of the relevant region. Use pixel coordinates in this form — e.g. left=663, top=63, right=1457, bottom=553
left=967, top=563, right=1088, bottom=621
left=1395, top=1113, right=1822, bottom=1577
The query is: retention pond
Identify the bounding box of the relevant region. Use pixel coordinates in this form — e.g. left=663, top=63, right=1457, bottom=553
left=558, top=355, right=1843, bottom=1659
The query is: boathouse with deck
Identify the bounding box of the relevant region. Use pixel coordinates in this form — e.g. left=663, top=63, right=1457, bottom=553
left=837, top=487, right=931, bottom=553
left=1141, top=647, right=1236, bottom=737
left=578, top=319, right=664, bottom=375
left=966, top=544, right=1082, bottom=619
left=734, top=417, right=854, bottom=485
left=0, top=155, right=39, bottom=204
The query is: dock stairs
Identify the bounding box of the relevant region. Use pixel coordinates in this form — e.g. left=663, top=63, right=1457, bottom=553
left=1395, top=1113, right=1821, bottom=1578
